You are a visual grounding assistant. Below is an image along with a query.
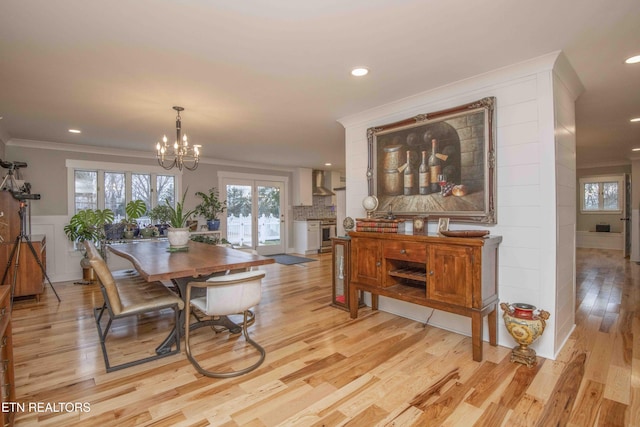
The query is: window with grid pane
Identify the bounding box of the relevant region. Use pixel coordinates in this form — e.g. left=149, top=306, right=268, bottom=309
left=70, top=164, right=177, bottom=215
left=74, top=170, right=97, bottom=212
left=580, top=176, right=622, bottom=213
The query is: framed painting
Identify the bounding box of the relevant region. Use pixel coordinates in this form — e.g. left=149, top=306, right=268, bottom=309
left=366, top=97, right=496, bottom=223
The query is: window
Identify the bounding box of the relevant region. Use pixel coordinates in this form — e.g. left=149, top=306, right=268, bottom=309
left=579, top=175, right=623, bottom=213
left=74, top=170, right=97, bottom=211
left=67, top=160, right=180, bottom=222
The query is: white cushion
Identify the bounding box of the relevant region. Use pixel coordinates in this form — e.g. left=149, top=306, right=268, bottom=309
left=193, top=271, right=265, bottom=316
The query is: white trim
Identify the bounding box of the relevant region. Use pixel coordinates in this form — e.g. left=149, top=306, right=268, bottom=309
left=217, top=170, right=290, bottom=255
left=65, top=159, right=180, bottom=175
left=578, top=174, right=624, bottom=214
left=66, top=159, right=183, bottom=214
left=10, top=138, right=295, bottom=172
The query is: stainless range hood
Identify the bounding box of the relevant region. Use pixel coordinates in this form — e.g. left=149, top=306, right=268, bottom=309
left=312, top=170, right=335, bottom=196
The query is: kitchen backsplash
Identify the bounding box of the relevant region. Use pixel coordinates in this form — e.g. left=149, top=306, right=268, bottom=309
left=292, top=196, right=336, bottom=220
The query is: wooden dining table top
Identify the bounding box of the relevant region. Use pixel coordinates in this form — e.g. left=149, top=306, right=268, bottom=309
left=108, top=240, right=275, bottom=282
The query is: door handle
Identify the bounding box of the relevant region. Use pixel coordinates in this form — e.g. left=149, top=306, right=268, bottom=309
left=620, top=217, right=630, bottom=221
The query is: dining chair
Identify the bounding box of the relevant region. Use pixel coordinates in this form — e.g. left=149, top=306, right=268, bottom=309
left=84, top=241, right=185, bottom=372
left=184, top=270, right=266, bottom=378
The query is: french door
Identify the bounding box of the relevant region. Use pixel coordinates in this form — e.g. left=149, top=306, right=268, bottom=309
left=219, top=175, right=286, bottom=256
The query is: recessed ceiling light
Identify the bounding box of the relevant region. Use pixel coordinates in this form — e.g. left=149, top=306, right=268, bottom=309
left=68, top=129, right=81, bottom=134
left=632, top=148, right=640, bottom=152
left=625, top=55, right=640, bottom=64
left=631, top=117, right=640, bottom=122
left=324, top=163, right=332, bottom=167
left=351, top=67, right=369, bottom=77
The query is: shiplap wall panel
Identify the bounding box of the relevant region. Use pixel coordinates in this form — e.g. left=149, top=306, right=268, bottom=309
left=340, top=52, right=581, bottom=359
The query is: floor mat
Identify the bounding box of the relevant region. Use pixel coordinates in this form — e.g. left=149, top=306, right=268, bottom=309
left=269, top=254, right=317, bottom=265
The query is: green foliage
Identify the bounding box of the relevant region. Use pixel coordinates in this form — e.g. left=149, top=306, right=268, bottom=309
left=194, top=187, right=227, bottom=220
left=225, top=185, right=280, bottom=218
left=190, top=234, right=230, bottom=245
left=121, top=199, right=147, bottom=230
left=64, top=209, right=115, bottom=258
left=258, top=186, right=280, bottom=217
left=64, top=209, right=115, bottom=243
left=226, top=186, right=251, bottom=217
left=148, top=204, right=172, bottom=224
left=167, top=188, right=195, bottom=228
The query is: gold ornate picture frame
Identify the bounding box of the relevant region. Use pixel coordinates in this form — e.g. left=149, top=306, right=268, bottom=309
left=366, top=97, right=496, bottom=223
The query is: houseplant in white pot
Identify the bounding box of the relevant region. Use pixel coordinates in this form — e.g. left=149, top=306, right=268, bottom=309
left=166, top=189, right=195, bottom=249
left=194, top=187, right=227, bottom=231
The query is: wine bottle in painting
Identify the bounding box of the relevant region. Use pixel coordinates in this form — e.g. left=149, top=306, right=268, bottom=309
left=429, top=139, right=441, bottom=193
left=419, top=150, right=429, bottom=195
left=403, top=150, right=414, bottom=195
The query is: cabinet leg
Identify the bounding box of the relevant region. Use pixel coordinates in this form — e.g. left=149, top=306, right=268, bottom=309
left=371, top=294, right=378, bottom=311
left=349, top=285, right=358, bottom=319
left=471, top=311, right=483, bottom=362
left=488, top=304, right=498, bottom=347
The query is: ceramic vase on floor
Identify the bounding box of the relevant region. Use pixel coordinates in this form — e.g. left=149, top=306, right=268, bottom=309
left=500, top=302, right=550, bottom=368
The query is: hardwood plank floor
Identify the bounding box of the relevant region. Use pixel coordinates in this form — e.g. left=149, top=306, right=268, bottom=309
left=8, top=248, right=639, bottom=426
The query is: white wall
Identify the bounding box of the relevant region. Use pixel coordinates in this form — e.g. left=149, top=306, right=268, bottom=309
left=339, top=51, right=582, bottom=360
left=553, top=54, right=582, bottom=353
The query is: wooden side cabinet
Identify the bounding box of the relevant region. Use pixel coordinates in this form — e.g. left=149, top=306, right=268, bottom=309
left=1, top=235, right=46, bottom=301
left=349, top=231, right=501, bottom=362
left=0, top=285, right=15, bottom=426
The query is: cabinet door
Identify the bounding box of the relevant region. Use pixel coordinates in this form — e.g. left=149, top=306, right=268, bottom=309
left=427, top=244, right=473, bottom=307
left=293, top=168, right=312, bottom=206
left=351, top=237, right=382, bottom=286
left=13, top=238, right=45, bottom=297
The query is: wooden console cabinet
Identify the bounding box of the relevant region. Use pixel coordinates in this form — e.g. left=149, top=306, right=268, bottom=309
left=0, top=235, right=46, bottom=301
left=348, top=231, right=501, bottom=362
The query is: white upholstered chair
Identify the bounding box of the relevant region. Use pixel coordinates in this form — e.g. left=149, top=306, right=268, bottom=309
left=184, top=270, right=266, bottom=378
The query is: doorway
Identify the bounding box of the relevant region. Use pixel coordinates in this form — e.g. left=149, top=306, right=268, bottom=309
left=219, top=173, right=287, bottom=256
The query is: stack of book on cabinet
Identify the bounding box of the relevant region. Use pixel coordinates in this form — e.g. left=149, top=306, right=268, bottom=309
left=355, top=218, right=404, bottom=233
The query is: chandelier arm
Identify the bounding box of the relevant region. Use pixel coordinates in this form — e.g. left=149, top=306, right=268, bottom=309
left=157, top=156, right=178, bottom=170
left=183, top=157, right=199, bottom=171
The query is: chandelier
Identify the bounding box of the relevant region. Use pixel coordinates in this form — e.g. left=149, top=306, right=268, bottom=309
left=155, top=106, right=201, bottom=171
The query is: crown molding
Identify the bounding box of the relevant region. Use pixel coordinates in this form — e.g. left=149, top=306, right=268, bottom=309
left=6, top=138, right=294, bottom=173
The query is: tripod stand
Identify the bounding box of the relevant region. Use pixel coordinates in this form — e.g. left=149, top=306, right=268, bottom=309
left=1, top=200, right=61, bottom=305
left=0, top=164, right=25, bottom=193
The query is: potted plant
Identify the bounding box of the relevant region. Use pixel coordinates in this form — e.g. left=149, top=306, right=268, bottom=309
left=194, top=187, right=227, bottom=231
left=166, top=189, right=195, bottom=249
left=64, top=208, right=115, bottom=281
left=149, top=204, right=172, bottom=236
left=121, top=199, right=147, bottom=239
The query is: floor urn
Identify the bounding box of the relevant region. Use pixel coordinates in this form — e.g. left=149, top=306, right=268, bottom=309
left=500, top=302, right=550, bottom=367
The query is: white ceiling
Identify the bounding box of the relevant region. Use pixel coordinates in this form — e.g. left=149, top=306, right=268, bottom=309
left=1, top=0, right=639, bottom=171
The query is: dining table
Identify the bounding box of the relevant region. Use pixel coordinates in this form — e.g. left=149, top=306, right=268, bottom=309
left=108, top=239, right=275, bottom=355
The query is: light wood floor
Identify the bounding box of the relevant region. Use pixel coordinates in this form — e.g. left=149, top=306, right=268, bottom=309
left=8, top=248, right=639, bottom=426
